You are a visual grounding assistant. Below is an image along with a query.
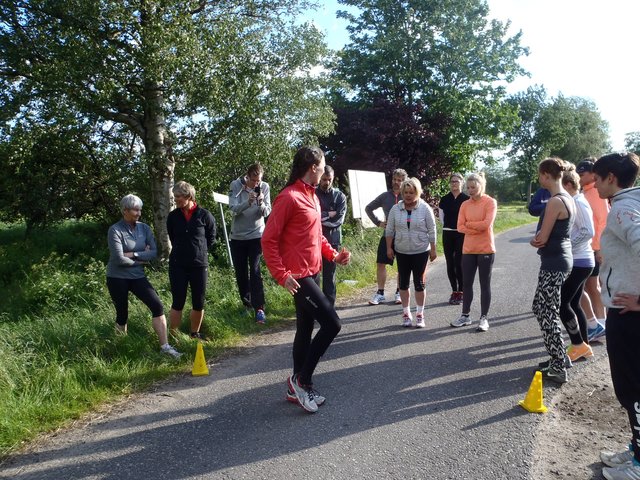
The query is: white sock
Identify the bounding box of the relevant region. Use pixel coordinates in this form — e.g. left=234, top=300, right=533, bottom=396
left=161, top=343, right=170, bottom=350
left=403, top=306, right=411, bottom=316
left=587, top=317, right=598, bottom=329
left=416, top=305, right=425, bottom=316
left=596, top=318, right=606, bottom=326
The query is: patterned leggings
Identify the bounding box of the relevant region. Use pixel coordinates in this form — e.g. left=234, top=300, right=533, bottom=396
left=532, top=270, right=569, bottom=371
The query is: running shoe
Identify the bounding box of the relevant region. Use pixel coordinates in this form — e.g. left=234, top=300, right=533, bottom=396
left=369, top=292, right=385, bottom=305
left=476, top=315, right=489, bottom=332
left=540, top=366, right=568, bottom=384
left=450, top=314, right=472, bottom=328
left=448, top=292, right=457, bottom=305
left=415, top=313, right=425, bottom=328
left=567, top=342, right=594, bottom=362
left=287, top=374, right=318, bottom=413
left=255, top=309, right=266, bottom=324
left=161, top=344, right=182, bottom=359
left=538, top=356, right=573, bottom=370
left=402, top=313, right=413, bottom=328
left=286, top=386, right=325, bottom=406
left=602, top=447, right=634, bottom=468
left=603, top=462, right=640, bottom=480
left=588, top=322, right=606, bottom=342
left=394, top=291, right=402, bottom=304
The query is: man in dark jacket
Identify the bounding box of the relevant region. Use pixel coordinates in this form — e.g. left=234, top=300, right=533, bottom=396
left=316, top=166, right=347, bottom=305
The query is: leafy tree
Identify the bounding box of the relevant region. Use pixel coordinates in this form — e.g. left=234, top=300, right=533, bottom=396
left=320, top=98, right=450, bottom=198
left=333, top=0, right=528, bottom=171
left=0, top=0, right=334, bottom=256
left=625, top=132, right=640, bottom=155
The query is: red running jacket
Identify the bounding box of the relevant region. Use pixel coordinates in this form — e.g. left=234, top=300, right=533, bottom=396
left=262, top=179, right=337, bottom=286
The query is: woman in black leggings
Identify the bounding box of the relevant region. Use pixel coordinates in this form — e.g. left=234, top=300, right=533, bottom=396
left=261, top=146, right=351, bottom=414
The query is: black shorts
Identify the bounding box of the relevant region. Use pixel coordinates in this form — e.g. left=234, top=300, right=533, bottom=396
left=376, top=235, right=394, bottom=265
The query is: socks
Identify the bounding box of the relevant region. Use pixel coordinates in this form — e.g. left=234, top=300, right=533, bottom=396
left=416, top=305, right=425, bottom=316
left=587, top=317, right=598, bottom=329
left=377, top=289, right=384, bottom=295
left=403, top=306, right=411, bottom=316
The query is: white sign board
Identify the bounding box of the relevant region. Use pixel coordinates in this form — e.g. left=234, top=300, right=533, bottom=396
left=348, top=170, right=388, bottom=228
left=213, top=192, right=229, bottom=205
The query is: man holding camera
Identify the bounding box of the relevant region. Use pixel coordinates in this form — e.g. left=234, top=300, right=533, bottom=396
left=229, top=163, right=271, bottom=323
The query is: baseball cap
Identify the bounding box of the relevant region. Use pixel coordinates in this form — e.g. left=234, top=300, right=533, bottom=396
left=576, top=160, right=594, bottom=174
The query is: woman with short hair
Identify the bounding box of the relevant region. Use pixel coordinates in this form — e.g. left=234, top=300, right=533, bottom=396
left=167, top=181, right=216, bottom=339
left=385, top=177, right=437, bottom=328
left=106, top=194, right=181, bottom=357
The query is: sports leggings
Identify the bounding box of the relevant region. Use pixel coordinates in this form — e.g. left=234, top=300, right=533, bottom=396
left=443, top=230, right=464, bottom=292
left=395, top=251, right=429, bottom=292
left=559, top=265, right=592, bottom=345
left=292, top=274, right=342, bottom=386
left=532, top=270, right=568, bottom=371
left=106, top=276, right=164, bottom=325
left=169, top=264, right=208, bottom=311
left=461, top=253, right=494, bottom=316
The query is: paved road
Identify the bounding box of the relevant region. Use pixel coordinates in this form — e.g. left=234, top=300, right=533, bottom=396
left=2, top=224, right=567, bottom=480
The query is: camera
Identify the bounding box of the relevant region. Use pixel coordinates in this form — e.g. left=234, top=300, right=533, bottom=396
left=254, top=185, right=261, bottom=205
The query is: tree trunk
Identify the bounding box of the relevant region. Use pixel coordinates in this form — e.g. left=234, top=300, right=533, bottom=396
left=143, top=83, right=174, bottom=259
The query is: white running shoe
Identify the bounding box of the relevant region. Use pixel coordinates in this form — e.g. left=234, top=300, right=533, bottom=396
left=369, top=292, right=386, bottom=305
left=394, top=291, right=402, bottom=304
left=603, top=463, right=640, bottom=480
left=415, top=314, right=425, bottom=328
left=161, top=344, right=182, bottom=358
left=287, top=375, right=318, bottom=413
left=402, top=313, right=413, bottom=328
left=476, top=315, right=489, bottom=332
left=602, top=448, right=635, bottom=468
left=450, top=314, right=472, bottom=328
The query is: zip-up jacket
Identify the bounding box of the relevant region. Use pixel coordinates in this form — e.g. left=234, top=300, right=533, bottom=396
left=167, top=206, right=216, bottom=267
left=599, top=186, right=640, bottom=307
left=262, top=180, right=337, bottom=286
left=316, top=186, right=347, bottom=246
left=457, top=195, right=497, bottom=254
left=228, top=177, right=272, bottom=240
left=106, top=220, right=157, bottom=279
left=386, top=199, right=437, bottom=255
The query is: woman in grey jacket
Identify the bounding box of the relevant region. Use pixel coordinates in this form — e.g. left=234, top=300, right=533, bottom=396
left=385, top=178, right=437, bottom=328
left=592, top=152, right=640, bottom=480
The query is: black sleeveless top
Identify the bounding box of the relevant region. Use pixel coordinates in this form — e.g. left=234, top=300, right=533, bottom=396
left=538, top=193, right=573, bottom=273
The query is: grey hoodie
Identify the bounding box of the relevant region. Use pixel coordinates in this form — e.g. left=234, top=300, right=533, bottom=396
left=228, top=177, right=272, bottom=241
left=599, top=186, right=640, bottom=307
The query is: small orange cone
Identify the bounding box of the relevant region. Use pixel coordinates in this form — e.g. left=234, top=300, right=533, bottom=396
left=518, top=371, right=547, bottom=413
left=191, top=342, right=209, bottom=376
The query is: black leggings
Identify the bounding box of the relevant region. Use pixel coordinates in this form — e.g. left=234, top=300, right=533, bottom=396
left=559, top=265, right=592, bottom=345
left=461, top=253, right=494, bottom=316
left=169, top=264, right=208, bottom=311
left=292, top=274, right=342, bottom=386
left=443, top=230, right=464, bottom=292
left=230, top=238, right=265, bottom=310
left=106, top=276, right=164, bottom=325
left=396, top=251, right=429, bottom=292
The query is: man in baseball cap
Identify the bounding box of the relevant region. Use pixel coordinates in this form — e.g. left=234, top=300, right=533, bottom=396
left=576, top=159, right=595, bottom=174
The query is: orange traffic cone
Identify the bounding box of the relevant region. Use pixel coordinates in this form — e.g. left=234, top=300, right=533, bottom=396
left=192, top=342, right=209, bottom=376
left=518, top=371, right=547, bottom=413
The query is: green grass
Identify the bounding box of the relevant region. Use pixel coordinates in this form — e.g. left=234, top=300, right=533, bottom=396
left=0, top=203, right=534, bottom=457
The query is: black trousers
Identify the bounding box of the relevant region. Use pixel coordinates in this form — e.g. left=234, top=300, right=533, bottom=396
left=292, top=274, right=341, bottom=386
left=106, top=276, right=164, bottom=325
left=396, top=251, right=429, bottom=292
left=607, top=308, right=640, bottom=461
left=442, top=230, right=464, bottom=292
left=559, top=265, right=592, bottom=345
left=230, top=238, right=265, bottom=310
left=321, top=243, right=339, bottom=306
left=169, top=264, right=208, bottom=311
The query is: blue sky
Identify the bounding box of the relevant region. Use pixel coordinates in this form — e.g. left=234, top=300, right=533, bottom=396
left=306, top=0, right=638, bottom=151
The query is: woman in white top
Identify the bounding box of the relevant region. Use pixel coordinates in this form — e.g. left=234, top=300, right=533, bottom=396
left=385, top=178, right=437, bottom=328
left=558, top=169, right=596, bottom=363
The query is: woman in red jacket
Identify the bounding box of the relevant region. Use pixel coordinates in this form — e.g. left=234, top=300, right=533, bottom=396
left=262, top=146, right=350, bottom=414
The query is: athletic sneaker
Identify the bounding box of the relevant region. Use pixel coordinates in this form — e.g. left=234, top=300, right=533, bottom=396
left=588, top=322, right=606, bottom=342
left=190, top=331, right=204, bottom=339
left=603, top=462, right=640, bottom=480
left=476, top=315, right=489, bottom=332
left=538, top=356, right=573, bottom=370
left=601, top=448, right=634, bottom=468
left=287, top=374, right=318, bottom=413
left=369, top=292, right=385, bottom=305
left=286, top=386, right=325, bottom=406
left=402, top=313, right=413, bottom=328
left=415, top=313, right=425, bottom=328
left=394, top=291, right=402, bottom=304
left=255, top=309, right=266, bottom=324
left=567, top=342, right=594, bottom=362
left=450, top=314, right=472, bottom=328
left=540, top=366, right=568, bottom=384
left=161, top=344, right=182, bottom=359
left=448, top=292, right=457, bottom=305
